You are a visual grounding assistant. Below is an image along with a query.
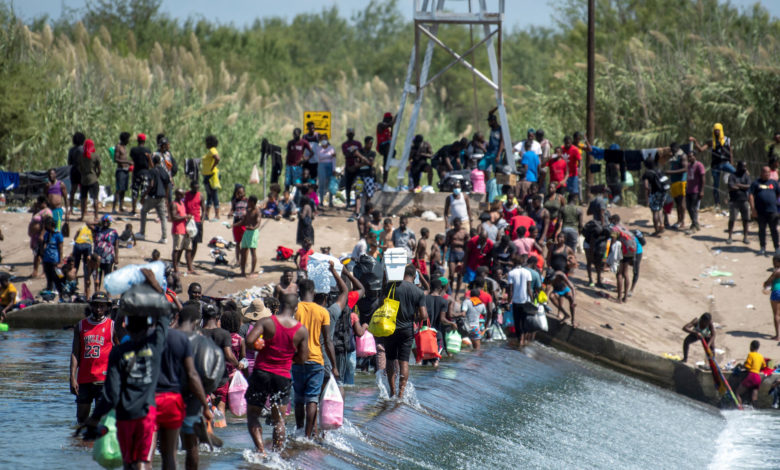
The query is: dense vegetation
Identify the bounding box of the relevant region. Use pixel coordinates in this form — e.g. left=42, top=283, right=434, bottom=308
left=0, top=0, right=778, bottom=193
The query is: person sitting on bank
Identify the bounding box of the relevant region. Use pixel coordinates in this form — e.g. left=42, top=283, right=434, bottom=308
left=735, top=340, right=766, bottom=407
left=681, top=313, right=715, bottom=363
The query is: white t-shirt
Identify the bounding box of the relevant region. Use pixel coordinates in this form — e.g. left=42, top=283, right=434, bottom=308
left=315, top=144, right=336, bottom=164
left=513, top=140, right=542, bottom=157
left=508, top=266, right=532, bottom=304
left=461, top=299, right=486, bottom=329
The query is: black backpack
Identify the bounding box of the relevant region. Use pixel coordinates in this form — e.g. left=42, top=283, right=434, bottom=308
left=332, top=307, right=355, bottom=354
left=353, top=254, right=383, bottom=292
left=582, top=219, right=605, bottom=244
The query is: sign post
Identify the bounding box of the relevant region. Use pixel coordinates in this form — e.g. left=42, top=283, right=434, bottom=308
left=303, top=111, right=331, bottom=140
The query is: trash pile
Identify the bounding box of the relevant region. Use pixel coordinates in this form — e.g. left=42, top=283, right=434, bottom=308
left=228, top=284, right=275, bottom=308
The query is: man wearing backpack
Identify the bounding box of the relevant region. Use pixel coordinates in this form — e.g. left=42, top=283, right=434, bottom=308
left=642, top=159, right=667, bottom=236
left=327, top=266, right=365, bottom=386
left=609, top=215, right=636, bottom=303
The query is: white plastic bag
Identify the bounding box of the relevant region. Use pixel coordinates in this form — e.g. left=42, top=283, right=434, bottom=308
left=249, top=164, right=261, bottom=184
left=186, top=218, right=198, bottom=238
left=228, top=371, right=249, bottom=416
left=319, top=373, right=343, bottom=430
left=103, top=261, right=167, bottom=295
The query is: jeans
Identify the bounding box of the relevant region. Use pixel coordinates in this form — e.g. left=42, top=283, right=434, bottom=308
left=685, top=193, right=701, bottom=228
left=291, top=362, right=325, bottom=405
left=140, top=197, right=168, bottom=238
left=203, top=175, right=219, bottom=208
left=335, top=350, right=357, bottom=386
left=317, top=162, right=334, bottom=205
left=757, top=212, right=779, bottom=251
left=43, top=262, right=63, bottom=296
left=711, top=162, right=735, bottom=206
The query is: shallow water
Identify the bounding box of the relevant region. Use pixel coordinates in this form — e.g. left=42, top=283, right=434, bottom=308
left=0, top=329, right=775, bottom=469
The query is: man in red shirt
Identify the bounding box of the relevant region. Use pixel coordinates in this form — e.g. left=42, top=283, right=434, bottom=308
left=508, top=211, right=536, bottom=241
left=286, top=128, right=312, bottom=190
left=70, top=292, right=117, bottom=424
left=463, top=229, right=494, bottom=285
left=563, top=135, right=582, bottom=204
left=377, top=112, right=396, bottom=184
left=170, top=188, right=190, bottom=273
left=546, top=146, right=568, bottom=190
left=184, top=180, right=205, bottom=274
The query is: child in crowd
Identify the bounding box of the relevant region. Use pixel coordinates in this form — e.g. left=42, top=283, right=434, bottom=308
left=279, top=190, right=297, bottom=220
left=262, top=192, right=280, bottom=219
left=307, top=184, right=320, bottom=208
left=85, top=253, right=100, bottom=298
left=295, top=238, right=314, bottom=271
left=429, top=233, right=447, bottom=278
left=380, top=218, right=394, bottom=253
left=735, top=340, right=766, bottom=406
left=413, top=227, right=430, bottom=282
left=118, top=223, right=136, bottom=247
left=62, top=257, right=78, bottom=301
left=150, top=249, right=161, bottom=262
left=681, top=313, right=715, bottom=363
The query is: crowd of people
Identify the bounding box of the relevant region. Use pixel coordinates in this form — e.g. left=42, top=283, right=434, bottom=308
left=3, top=111, right=780, bottom=466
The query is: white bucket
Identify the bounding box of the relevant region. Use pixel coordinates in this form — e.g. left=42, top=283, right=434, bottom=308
left=384, top=248, right=408, bottom=282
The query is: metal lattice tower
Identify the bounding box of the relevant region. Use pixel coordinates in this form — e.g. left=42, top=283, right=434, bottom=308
left=385, top=0, right=514, bottom=184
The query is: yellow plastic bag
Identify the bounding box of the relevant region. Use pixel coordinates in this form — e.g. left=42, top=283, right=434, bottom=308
left=537, top=290, right=548, bottom=305
left=368, top=284, right=399, bottom=337
left=209, top=167, right=221, bottom=189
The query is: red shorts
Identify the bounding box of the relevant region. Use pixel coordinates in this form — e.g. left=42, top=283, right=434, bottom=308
left=741, top=371, right=763, bottom=390
left=412, top=259, right=428, bottom=276
left=232, top=225, right=247, bottom=244
left=116, top=406, right=157, bottom=464
left=155, top=392, right=185, bottom=429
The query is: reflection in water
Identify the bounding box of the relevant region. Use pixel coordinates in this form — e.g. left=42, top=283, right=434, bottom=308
left=1, top=329, right=771, bottom=469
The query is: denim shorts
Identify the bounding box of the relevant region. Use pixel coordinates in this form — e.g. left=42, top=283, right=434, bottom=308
left=291, top=362, right=325, bottom=405
left=566, top=176, right=580, bottom=195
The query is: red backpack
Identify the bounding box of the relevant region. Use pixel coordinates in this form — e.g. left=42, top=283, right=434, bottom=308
left=612, top=225, right=637, bottom=257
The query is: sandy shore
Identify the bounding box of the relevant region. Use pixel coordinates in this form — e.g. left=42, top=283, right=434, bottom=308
left=1, top=200, right=776, bottom=369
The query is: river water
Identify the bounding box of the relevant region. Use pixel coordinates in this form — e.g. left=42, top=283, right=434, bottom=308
left=1, top=329, right=778, bottom=469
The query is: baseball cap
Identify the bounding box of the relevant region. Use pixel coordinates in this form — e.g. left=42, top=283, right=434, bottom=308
left=346, top=128, right=355, bottom=134
left=101, top=214, right=113, bottom=224
left=137, top=133, right=147, bottom=141
left=383, top=112, right=393, bottom=119
left=90, top=292, right=112, bottom=304
left=439, top=276, right=449, bottom=286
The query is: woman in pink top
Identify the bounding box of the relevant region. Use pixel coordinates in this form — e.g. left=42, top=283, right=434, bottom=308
left=28, top=196, right=52, bottom=278
left=470, top=161, right=486, bottom=194
left=245, top=296, right=309, bottom=455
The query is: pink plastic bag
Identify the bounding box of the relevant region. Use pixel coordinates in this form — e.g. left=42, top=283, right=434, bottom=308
left=228, top=371, right=248, bottom=416
left=319, top=373, right=343, bottom=430
left=356, top=331, right=377, bottom=357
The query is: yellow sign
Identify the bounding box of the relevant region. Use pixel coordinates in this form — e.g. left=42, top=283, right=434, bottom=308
left=303, top=111, right=331, bottom=140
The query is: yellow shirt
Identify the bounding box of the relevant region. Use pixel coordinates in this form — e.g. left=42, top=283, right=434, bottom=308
left=74, top=225, right=93, bottom=245
left=295, top=301, right=330, bottom=365
left=1, top=283, right=17, bottom=307
left=202, top=147, right=219, bottom=176
left=744, top=351, right=766, bottom=374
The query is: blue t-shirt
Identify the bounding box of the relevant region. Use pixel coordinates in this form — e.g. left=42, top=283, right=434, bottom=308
left=43, top=231, right=63, bottom=264
left=521, top=150, right=540, bottom=182
left=635, top=235, right=643, bottom=255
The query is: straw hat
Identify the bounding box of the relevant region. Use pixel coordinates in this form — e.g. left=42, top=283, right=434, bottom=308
left=242, top=298, right=272, bottom=321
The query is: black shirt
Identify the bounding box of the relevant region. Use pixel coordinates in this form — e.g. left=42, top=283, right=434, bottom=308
left=728, top=172, right=751, bottom=203
left=202, top=327, right=232, bottom=350
left=157, top=328, right=193, bottom=393
left=93, top=314, right=169, bottom=421
left=424, top=294, right=449, bottom=331
left=708, top=138, right=731, bottom=167
left=68, top=145, right=83, bottom=167
left=149, top=165, right=171, bottom=198
left=749, top=179, right=780, bottom=214
left=130, top=145, right=152, bottom=171
left=385, top=280, right=424, bottom=333
left=642, top=170, right=663, bottom=194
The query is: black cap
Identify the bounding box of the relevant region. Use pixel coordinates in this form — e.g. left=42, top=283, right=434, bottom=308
left=90, top=292, right=112, bottom=304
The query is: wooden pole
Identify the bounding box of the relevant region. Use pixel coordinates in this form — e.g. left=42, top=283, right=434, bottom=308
left=585, top=0, right=595, bottom=202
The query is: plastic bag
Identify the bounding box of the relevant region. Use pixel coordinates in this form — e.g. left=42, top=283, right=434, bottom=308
left=368, top=285, right=399, bottom=337
left=445, top=329, right=462, bottom=354
left=414, top=322, right=441, bottom=362
left=120, top=283, right=171, bottom=318
left=306, top=253, right=342, bottom=293
left=103, top=261, right=167, bottom=295
left=188, top=333, right=226, bottom=394
left=228, top=372, right=249, bottom=416
left=186, top=218, right=198, bottom=238
left=249, top=164, right=260, bottom=184
left=356, top=330, right=377, bottom=357
left=93, top=410, right=122, bottom=469
left=488, top=323, right=506, bottom=341
left=319, top=373, right=343, bottom=430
